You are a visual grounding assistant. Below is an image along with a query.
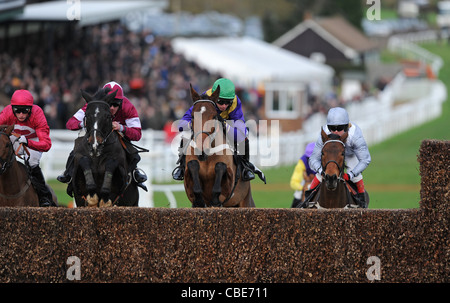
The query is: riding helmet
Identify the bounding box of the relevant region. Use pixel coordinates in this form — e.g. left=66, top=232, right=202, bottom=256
left=11, top=89, right=34, bottom=106
left=212, top=78, right=235, bottom=100
left=103, top=81, right=124, bottom=100
left=327, top=107, right=349, bottom=126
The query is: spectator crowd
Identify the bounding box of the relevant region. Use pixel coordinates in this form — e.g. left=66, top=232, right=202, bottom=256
left=0, top=21, right=379, bottom=131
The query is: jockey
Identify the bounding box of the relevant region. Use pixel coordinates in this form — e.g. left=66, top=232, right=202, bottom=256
left=308, top=107, right=371, bottom=206
left=290, top=142, right=316, bottom=207
left=172, top=78, right=266, bottom=183
left=57, top=81, right=148, bottom=191
left=0, top=90, right=55, bottom=206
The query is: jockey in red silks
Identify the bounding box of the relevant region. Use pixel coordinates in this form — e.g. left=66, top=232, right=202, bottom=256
left=57, top=81, right=148, bottom=192
left=0, top=90, right=55, bottom=206
left=308, top=107, right=371, bottom=206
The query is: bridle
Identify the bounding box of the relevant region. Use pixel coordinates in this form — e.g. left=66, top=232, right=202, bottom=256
left=321, top=139, right=346, bottom=180
left=84, top=101, right=115, bottom=155
left=190, top=99, right=224, bottom=149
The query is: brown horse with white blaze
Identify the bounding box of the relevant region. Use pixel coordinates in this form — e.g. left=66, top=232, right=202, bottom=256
left=183, top=85, right=254, bottom=207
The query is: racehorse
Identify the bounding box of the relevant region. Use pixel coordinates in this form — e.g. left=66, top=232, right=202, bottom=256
left=0, top=125, right=57, bottom=207
left=71, top=88, right=138, bottom=207
left=302, top=129, right=369, bottom=209
left=183, top=84, right=254, bottom=207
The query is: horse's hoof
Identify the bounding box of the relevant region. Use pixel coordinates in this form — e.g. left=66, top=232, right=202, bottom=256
left=86, top=194, right=98, bottom=207
left=99, top=199, right=112, bottom=207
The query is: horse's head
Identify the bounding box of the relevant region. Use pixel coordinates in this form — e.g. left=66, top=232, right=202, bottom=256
left=81, top=88, right=117, bottom=157
left=321, top=129, right=348, bottom=191
left=0, top=125, right=15, bottom=174
left=189, top=84, right=222, bottom=160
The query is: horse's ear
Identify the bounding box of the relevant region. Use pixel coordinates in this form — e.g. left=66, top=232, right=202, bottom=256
left=210, top=85, right=220, bottom=102
left=104, top=90, right=117, bottom=104
left=6, top=125, right=14, bottom=134
left=190, top=84, right=200, bottom=102
left=81, top=90, right=93, bottom=103
left=340, top=131, right=348, bottom=143
left=321, top=128, right=328, bottom=142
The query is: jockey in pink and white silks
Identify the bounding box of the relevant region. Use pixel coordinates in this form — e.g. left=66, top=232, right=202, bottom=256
left=308, top=107, right=371, bottom=205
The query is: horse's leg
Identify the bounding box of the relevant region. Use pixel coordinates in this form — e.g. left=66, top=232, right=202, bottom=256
left=99, top=158, right=119, bottom=207
left=79, top=156, right=98, bottom=206
left=211, top=162, right=227, bottom=207
left=187, top=160, right=204, bottom=207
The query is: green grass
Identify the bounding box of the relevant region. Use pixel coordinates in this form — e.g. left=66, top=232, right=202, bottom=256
left=51, top=43, right=449, bottom=209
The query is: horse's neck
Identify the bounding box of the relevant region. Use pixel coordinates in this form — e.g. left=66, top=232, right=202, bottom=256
left=318, top=181, right=348, bottom=208
left=0, top=160, right=27, bottom=192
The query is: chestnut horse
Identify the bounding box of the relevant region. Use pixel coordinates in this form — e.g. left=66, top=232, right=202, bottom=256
left=183, top=85, right=254, bottom=207
left=302, top=129, right=369, bottom=209
left=0, top=125, right=58, bottom=207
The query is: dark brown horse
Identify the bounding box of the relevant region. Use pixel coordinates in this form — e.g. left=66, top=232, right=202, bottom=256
left=304, top=129, right=369, bottom=209
left=0, top=125, right=58, bottom=207
left=71, top=89, right=138, bottom=207
left=183, top=85, right=254, bottom=207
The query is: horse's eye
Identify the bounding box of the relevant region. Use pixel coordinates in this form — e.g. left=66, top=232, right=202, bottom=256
left=321, top=152, right=324, bottom=156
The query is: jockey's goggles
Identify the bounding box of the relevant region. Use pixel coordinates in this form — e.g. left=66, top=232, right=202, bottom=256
left=12, top=106, right=32, bottom=114
left=328, top=124, right=348, bottom=132
left=109, top=99, right=122, bottom=108
left=217, top=98, right=233, bottom=106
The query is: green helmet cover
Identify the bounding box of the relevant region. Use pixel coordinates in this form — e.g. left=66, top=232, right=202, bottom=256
left=212, top=78, right=235, bottom=99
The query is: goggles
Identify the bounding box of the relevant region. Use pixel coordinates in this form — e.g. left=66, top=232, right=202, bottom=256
left=217, top=98, right=233, bottom=106
left=328, top=124, right=348, bottom=132
left=12, top=106, right=32, bottom=114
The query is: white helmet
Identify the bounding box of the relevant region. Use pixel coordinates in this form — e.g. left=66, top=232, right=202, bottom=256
left=327, top=107, right=349, bottom=125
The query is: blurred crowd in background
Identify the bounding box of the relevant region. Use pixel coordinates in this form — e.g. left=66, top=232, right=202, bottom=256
left=0, top=21, right=370, bottom=131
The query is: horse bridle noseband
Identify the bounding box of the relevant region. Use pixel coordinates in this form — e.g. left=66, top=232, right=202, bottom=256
left=322, top=139, right=346, bottom=180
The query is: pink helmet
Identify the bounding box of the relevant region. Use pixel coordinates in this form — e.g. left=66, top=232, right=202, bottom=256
left=103, top=81, right=124, bottom=100
left=11, top=90, right=34, bottom=106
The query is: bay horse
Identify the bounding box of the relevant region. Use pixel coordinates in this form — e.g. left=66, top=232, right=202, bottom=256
left=0, top=125, right=57, bottom=207
left=302, top=129, right=369, bottom=209
left=71, top=88, right=138, bottom=207
left=183, top=84, right=254, bottom=207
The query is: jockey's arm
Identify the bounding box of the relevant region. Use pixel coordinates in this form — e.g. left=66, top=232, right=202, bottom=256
left=347, top=129, right=371, bottom=177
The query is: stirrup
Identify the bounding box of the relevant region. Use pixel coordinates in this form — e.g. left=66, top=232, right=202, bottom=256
left=172, top=166, right=184, bottom=181
left=133, top=168, right=147, bottom=183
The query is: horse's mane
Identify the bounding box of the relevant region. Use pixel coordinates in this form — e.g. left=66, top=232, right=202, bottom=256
left=200, top=93, right=210, bottom=100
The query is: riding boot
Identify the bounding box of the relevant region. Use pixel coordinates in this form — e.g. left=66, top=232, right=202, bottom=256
left=30, top=165, right=55, bottom=207
left=57, top=150, right=74, bottom=183
left=172, top=139, right=186, bottom=181
left=133, top=167, right=148, bottom=192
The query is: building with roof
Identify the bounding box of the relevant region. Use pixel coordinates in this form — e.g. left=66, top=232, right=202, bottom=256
left=273, top=15, right=379, bottom=69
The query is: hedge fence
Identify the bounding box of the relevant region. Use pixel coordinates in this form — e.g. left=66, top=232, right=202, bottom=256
left=0, top=140, right=448, bottom=282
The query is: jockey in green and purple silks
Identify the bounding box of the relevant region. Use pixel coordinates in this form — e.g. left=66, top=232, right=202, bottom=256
left=172, top=78, right=265, bottom=183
